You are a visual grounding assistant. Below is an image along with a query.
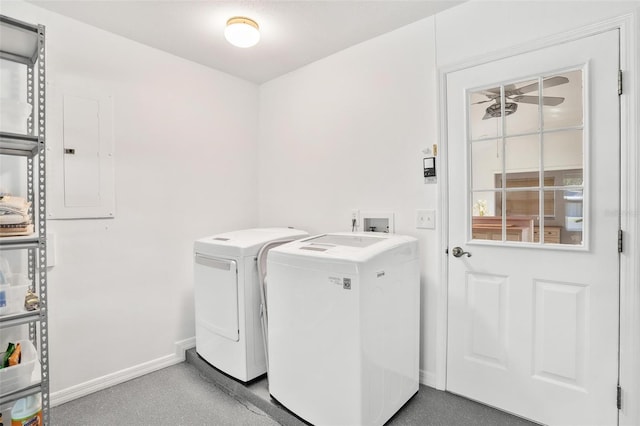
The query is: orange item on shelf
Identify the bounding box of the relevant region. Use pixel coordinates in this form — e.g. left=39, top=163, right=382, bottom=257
left=8, top=342, right=21, bottom=366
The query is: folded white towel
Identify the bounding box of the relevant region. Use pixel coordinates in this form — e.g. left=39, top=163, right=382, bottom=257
left=0, top=214, right=29, bottom=225
left=0, top=195, right=30, bottom=216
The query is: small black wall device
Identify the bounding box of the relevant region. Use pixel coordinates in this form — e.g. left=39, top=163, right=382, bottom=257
left=423, top=157, right=436, bottom=178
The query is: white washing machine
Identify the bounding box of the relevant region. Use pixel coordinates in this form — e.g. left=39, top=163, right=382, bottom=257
left=267, top=232, right=420, bottom=426
left=194, top=227, right=308, bottom=382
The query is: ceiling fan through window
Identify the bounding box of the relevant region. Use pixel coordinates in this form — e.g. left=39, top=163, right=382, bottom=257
left=474, top=76, right=570, bottom=120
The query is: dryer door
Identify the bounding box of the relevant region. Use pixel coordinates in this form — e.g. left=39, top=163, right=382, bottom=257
left=195, top=254, right=239, bottom=342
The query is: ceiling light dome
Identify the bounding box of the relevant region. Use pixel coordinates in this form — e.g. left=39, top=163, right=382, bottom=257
left=225, top=17, right=260, bottom=48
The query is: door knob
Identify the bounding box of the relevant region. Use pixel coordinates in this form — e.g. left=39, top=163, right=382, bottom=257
left=451, top=247, right=472, bottom=258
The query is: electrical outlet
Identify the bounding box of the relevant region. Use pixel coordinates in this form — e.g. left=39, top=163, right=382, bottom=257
left=416, top=209, right=435, bottom=229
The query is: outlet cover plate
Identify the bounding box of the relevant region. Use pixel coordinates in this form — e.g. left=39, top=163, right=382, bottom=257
left=416, top=209, right=435, bottom=229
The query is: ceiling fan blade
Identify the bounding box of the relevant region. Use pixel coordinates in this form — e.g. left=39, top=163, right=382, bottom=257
left=472, top=99, right=495, bottom=105
left=541, top=76, right=570, bottom=89
left=482, top=84, right=518, bottom=94
left=510, top=95, right=538, bottom=104
left=509, top=82, right=538, bottom=95
left=510, top=76, right=570, bottom=95
left=541, top=96, right=565, bottom=106
left=511, top=95, right=565, bottom=106
left=482, top=87, right=501, bottom=95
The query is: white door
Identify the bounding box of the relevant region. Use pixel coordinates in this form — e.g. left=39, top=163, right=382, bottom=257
left=446, top=30, right=620, bottom=425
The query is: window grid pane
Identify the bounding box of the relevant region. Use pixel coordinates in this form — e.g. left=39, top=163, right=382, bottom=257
left=468, top=69, right=584, bottom=246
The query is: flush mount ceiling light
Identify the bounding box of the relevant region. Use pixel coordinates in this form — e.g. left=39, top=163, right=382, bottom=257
left=225, top=17, right=260, bottom=48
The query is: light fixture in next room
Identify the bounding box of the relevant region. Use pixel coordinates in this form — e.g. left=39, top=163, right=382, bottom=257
left=225, top=17, right=260, bottom=48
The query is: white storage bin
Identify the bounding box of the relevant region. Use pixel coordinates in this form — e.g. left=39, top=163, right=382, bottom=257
left=0, top=340, right=39, bottom=395
left=0, top=283, right=28, bottom=316
left=0, top=273, right=29, bottom=316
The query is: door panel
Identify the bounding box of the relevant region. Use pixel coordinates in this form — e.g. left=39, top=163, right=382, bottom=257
left=533, top=280, right=588, bottom=389
left=447, top=30, right=619, bottom=425
left=465, top=272, right=508, bottom=368
left=194, top=255, right=239, bottom=342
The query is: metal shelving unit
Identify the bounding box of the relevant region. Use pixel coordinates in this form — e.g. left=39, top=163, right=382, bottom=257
left=0, top=132, right=41, bottom=157
left=0, top=14, right=49, bottom=424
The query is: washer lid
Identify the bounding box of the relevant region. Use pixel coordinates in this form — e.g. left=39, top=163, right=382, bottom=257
left=269, top=232, right=418, bottom=263
left=194, top=228, right=308, bottom=257
left=303, top=234, right=384, bottom=248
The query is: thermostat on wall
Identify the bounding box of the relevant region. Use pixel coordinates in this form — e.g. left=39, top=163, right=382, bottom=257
left=424, top=157, right=436, bottom=184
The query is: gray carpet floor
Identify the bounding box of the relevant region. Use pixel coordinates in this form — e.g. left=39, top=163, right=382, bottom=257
left=50, top=363, right=279, bottom=426
left=51, top=352, right=537, bottom=425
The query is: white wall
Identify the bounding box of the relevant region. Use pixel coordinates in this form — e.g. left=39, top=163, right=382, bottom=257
left=258, top=18, right=440, bottom=382
left=2, top=0, right=638, bottom=418
left=0, top=1, right=260, bottom=400
left=258, top=0, right=640, bottom=394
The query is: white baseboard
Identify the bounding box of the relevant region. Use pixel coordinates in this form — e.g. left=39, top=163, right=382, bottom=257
left=419, top=369, right=438, bottom=388
left=175, top=336, right=196, bottom=357
left=50, top=337, right=196, bottom=407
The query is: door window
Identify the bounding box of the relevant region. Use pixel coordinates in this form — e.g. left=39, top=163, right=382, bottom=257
left=468, top=69, right=584, bottom=245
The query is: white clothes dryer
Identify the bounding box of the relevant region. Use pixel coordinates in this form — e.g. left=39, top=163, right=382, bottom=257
left=194, top=227, right=308, bottom=382
left=267, top=232, right=420, bottom=426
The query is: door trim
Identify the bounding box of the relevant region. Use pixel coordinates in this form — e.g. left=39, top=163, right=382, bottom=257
left=435, top=12, right=638, bottom=425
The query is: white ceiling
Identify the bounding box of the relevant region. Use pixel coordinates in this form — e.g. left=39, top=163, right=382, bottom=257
left=27, top=0, right=464, bottom=84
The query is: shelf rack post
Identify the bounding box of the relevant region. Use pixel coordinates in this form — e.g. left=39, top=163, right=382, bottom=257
left=35, top=23, right=49, bottom=423
left=0, top=14, right=49, bottom=424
